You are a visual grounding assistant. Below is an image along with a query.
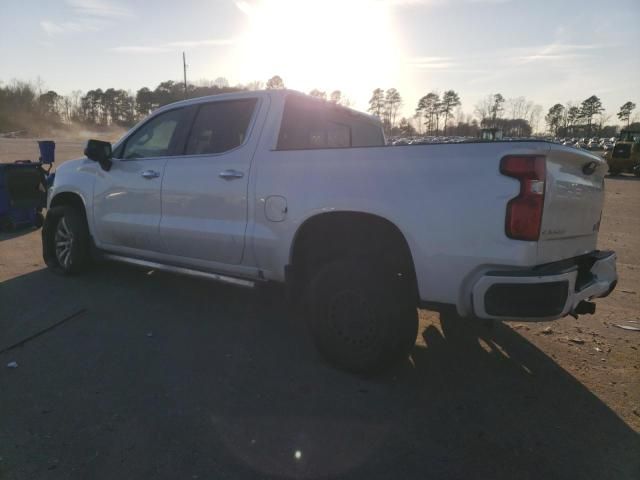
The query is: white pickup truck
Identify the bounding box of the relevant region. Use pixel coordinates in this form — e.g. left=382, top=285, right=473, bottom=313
left=42, top=89, right=617, bottom=372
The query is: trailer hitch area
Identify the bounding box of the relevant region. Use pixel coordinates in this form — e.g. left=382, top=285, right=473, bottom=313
left=570, top=300, right=596, bottom=319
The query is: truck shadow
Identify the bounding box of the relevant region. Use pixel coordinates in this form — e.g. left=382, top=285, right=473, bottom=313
left=0, top=225, right=39, bottom=242
left=1, top=264, right=638, bottom=480
left=607, top=174, right=640, bottom=181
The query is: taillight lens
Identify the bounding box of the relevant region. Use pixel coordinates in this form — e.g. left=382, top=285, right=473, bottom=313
left=500, top=155, right=546, bottom=241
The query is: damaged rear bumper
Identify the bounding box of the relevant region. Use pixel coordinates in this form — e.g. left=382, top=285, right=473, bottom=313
left=471, top=250, right=617, bottom=321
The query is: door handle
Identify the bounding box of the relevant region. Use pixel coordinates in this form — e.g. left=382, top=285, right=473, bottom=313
left=141, top=170, right=160, bottom=179
left=219, top=169, right=244, bottom=180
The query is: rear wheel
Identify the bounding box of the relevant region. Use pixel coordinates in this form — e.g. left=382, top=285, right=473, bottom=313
left=42, top=206, right=91, bottom=275
left=308, top=259, right=418, bottom=374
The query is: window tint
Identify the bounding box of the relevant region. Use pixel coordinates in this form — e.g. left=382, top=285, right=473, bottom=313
left=277, top=96, right=384, bottom=150
left=122, top=108, right=185, bottom=159
left=327, top=121, right=351, bottom=147
left=185, top=99, right=257, bottom=155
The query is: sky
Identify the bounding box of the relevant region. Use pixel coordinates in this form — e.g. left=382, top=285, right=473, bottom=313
left=1, top=0, right=639, bottom=121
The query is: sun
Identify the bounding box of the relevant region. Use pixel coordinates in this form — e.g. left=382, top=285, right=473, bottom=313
left=232, top=0, right=401, bottom=109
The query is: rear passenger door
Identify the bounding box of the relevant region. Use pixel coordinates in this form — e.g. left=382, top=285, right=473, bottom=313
left=159, top=98, right=260, bottom=265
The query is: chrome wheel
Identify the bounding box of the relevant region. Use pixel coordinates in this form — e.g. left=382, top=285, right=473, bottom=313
left=54, top=217, right=73, bottom=269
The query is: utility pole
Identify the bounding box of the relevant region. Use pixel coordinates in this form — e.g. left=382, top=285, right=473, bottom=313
left=182, top=51, right=188, bottom=99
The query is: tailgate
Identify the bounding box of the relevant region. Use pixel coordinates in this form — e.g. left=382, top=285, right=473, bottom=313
left=538, top=147, right=606, bottom=263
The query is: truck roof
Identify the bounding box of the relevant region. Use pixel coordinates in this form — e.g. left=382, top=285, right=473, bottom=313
left=154, top=89, right=382, bottom=126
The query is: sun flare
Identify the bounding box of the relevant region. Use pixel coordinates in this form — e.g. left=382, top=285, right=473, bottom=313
left=232, top=0, right=401, bottom=109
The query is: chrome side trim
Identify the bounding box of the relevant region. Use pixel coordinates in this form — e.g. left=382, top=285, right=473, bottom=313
left=102, top=254, right=256, bottom=288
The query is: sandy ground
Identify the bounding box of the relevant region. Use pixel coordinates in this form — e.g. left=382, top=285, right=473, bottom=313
left=0, top=138, right=638, bottom=479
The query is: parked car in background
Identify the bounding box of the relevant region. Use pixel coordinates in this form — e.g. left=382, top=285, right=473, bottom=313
left=606, top=129, right=640, bottom=176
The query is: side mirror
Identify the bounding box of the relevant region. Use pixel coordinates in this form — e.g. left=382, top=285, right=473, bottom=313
left=84, top=139, right=113, bottom=171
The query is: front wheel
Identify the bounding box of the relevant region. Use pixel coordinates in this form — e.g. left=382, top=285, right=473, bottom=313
left=42, top=206, right=91, bottom=275
left=308, top=259, right=418, bottom=374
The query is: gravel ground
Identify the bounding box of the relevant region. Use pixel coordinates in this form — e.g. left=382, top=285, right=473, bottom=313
left=1, top=138, right=638, bottom=479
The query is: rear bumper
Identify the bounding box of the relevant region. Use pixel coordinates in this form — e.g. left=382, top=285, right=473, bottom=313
left=471, top=250, right=617, bottom=321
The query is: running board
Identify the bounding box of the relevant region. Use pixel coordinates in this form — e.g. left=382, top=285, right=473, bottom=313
left=102, top=254, right=256, bottom=288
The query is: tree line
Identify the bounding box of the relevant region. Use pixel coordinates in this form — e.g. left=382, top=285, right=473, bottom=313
left=0, top=74, right=336, bottom=134
left=0, top=78, right=246, bottom=133
left=0, top=74, right=637, bottom=139
left=365, top=86, right=637, bottom=139
left=545, top=97, right=637, bottom=138
left=366, top=88, right=543, bottom=138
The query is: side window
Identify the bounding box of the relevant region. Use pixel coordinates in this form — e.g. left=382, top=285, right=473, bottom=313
left=277, top=96, right=383, bottom=150
left=185, top=99, right=257, bottom=155
left=122, top=108, right=185, bottom=159
left=278, top=97, right=351, bottom=150
left=327, top=121, right=351, bottom=147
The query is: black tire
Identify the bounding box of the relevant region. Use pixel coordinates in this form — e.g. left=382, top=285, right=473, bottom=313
left=308, top=259, right=418, bottom=374
left=42, top=206, right=91, bottom=275
left=388, top=298, right=419, bottom=362
left=34, top=212, right=44, bottom=229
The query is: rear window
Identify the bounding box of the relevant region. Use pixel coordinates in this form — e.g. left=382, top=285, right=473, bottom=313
left=277, top=96, right=384, bottom=150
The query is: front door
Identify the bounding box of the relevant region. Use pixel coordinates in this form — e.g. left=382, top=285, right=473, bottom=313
left=159, top=98, right=259, bottom=265
left=92, top=107, right=188, bottom=253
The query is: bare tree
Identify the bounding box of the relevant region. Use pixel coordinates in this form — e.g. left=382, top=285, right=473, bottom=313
left=214, top=77, right=230, bottom=88
left=474, top=95, right=493, bottom=123
left=245, top=80, right=264, bottom=91
left=596, top=112, right=611, bottom=133
left=528, top=104, right=543, bottom=134
left=474, top=93, right=504, bottom=126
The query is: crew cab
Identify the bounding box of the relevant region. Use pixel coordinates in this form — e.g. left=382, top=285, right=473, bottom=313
left=43, top=89, right=617, bottom=373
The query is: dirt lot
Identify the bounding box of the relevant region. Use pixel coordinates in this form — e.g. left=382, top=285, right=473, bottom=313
left=1, top=138, right=639, bottom=479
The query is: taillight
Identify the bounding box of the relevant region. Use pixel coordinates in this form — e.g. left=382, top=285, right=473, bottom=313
left=500, top=155, right=546, bottom=241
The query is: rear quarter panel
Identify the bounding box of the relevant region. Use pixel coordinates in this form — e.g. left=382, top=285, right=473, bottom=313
left=250, top=140, right=551, bottom=315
